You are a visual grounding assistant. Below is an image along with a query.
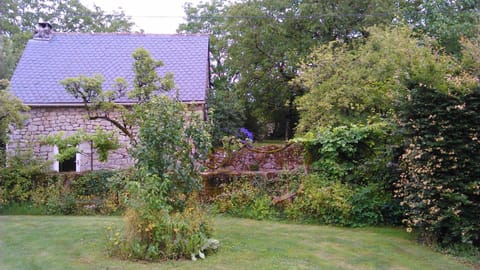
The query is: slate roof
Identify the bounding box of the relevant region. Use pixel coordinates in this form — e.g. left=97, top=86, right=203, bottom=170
left=10, top=33, right=209, bottom=105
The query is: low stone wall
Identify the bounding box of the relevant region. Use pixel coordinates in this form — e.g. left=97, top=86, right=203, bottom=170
left=205, top=143, right=305, bottom=172
left=201, top=143, right=306, bottom=199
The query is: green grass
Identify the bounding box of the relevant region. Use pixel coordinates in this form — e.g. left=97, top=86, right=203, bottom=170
left=0, top=215, right=476, bottom=270
left=0, top=203, right=47, bottom=215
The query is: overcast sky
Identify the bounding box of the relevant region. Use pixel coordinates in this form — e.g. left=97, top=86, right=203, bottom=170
left=80, top=0, right=204, bottom=34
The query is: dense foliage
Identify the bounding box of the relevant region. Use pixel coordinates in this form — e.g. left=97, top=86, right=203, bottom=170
left=300, top=123, right=397, bottom=186
left=180, top=0, right=397, bottom=140
left=131, top=96, right=211, bottom=210
left=295, top=26, right=458, bottom=131
left=295, top=25, right=479, bottom=253
left=397, top=87, right=480, bottom=251
left=0, top=80, right=29, bottom=165
left=0, top=150, right=127, bottom=215
left=215, top=171, right=398, bottom=227
left=110, top=95, right=215, bottom=261
left=400, top=0, right=480, bottom=55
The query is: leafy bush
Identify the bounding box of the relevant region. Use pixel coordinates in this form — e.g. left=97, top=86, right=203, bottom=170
left=287, top=124, right=403, bottom=226
left=71, top=170, right=115, bottom=196
left=396, top=87, right=480, bottom=251
left=45, top=191, right=77, bottom=215
left=350, top=183, right=391, bottom=226
left=215, top=178, right=276, bottom=220
left=107, top=95, right=217, bottom=261
left=132, top=96, right=211, bottom=210
left=106, top=195, right=217, bottom=261
left=285, top=174, right=353, bottom=225
left=214, top=172, right=399, bottom=227
left=0, top=149, right=50, bottom=205
left=300, top=122, right=398, bottom=187
left=1, top=157, right=128, bottom=215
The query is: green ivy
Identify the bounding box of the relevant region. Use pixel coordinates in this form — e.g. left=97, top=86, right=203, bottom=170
left=41, top=128, right=120, bottom=163
left=299, top=122, right=398, bottom=187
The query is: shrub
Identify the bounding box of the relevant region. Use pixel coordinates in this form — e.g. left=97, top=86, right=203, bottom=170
left=72, top=170, right=116, bottom=196
left=108, top=95, right=217, bottom=261
left=350, top=183, right=390, bottom=226
left=397, top=87, right=480, bottom=250
left=301, top=122, right=398, bottom=187
left=0, top=149, right=49, bottom=205
left=132, top=96, right=211, bottom=210
left=285, top=174, right=353, bottom=225
left=70, top=170, right=126, bottom=215
left=1, top=161, right=129, bottom=215
left=106, top=196, right=217, bottom=261
left=213, top=171, right=398, bottom=227
left=215, top=177, right=277, bottom=220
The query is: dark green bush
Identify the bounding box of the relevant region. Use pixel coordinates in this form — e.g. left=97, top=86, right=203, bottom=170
left=72, top=170, right=116, bottom=196
left=350, top=183, right=390, bottom=226
left=397, top=87, right=480, bottom=250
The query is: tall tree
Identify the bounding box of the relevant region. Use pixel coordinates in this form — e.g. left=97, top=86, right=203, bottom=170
left=295, top=26, right=462, bottom=132
left=181, top=0, right=397, bottom=139
left=0, top=0, right=134, bottom=79
left=400, top=0, right=480, bottom=54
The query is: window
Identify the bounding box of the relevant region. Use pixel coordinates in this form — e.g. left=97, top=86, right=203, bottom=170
left=59, top=155, right=76, bottom=172
left=53, top=145, right=81, bottom=172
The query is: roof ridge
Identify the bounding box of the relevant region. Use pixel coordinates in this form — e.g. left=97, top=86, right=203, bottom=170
left=51, top=32, right=209, bottom=37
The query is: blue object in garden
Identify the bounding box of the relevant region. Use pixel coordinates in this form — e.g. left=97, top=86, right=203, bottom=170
left=239, top=127, right=254, bottom=141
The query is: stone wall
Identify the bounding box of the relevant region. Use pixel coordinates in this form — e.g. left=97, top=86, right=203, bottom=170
left=8, top=104, right=205, bottom=172
left=8, top=106, right=133, bottom=171
left=205, top=143, right=305, bottom=172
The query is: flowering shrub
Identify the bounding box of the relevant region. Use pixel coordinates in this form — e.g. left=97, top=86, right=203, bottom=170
left=239, top=127, right=254, bottom=142
left=396, top=87, right=480, bottom=251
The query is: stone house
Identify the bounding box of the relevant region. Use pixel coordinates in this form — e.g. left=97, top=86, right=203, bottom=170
left=8, top=24, right=210, bottom=172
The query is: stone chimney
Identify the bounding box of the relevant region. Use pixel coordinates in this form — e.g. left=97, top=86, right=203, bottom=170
left=34, top=20, right=53, bottom=40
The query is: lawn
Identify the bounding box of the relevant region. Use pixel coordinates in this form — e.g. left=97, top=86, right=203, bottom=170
left=0, top=215, right=475, bottom=270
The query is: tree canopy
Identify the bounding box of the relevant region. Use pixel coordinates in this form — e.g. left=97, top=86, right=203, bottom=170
left=294, top=26, right=466, bottom=132
left=180, top=0, right=479, bottom=140
left=400, top=0, right=480, bottom=55
left=180, top=0, right=398, bottom=139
